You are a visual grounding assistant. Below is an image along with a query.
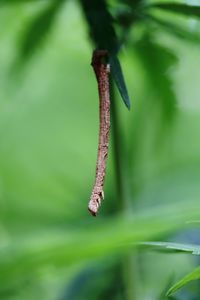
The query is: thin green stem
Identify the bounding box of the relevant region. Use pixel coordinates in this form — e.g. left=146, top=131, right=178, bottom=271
left=110, top=80, right=138, bottom=300
left=110, top=80, right=125, bottom=212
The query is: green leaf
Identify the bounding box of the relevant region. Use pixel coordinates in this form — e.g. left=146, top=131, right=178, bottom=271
left=139, top=241, right=200, bottom=255
left=147, top=2, right=200, bottom=19
left=0, top=0, right=29, bottom=3
left=80, top=0, right=119, bottom=54
left=0, top=0, right=42, bottom=2
left=133, top=34, right=177, bottom=130
left=167, top=266, right=200, bottom=296
left=146, top=14, right=200, bottom=43
left=77, top=1, right=131, bottom=109
left=1, top=198, right=200, bottom=289
left=158, top=276, right=175, bottom=300
left=110, top=55, right=131, bottom=109
left=64, top=261, right=121, bottom=300
left=19, top=1, right=64, bottom=61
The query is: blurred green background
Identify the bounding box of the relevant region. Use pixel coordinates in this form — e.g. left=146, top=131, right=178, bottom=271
left=0, top=0, right=200, bottom=299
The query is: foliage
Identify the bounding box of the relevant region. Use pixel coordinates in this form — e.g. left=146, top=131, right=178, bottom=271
left=167, top=266, right=200, bottom=296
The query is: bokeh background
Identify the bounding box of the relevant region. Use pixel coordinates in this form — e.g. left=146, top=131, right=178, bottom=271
left=0, top=0, right=200, bottom=299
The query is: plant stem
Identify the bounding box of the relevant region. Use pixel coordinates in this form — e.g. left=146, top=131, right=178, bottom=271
left=110, top=81, right=125, bottom=212
left=110, top=80, right=138, bottom=300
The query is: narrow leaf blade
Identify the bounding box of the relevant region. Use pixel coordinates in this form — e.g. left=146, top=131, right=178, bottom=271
left=167, top=266, right=200, bottom=296
left=110, top=55, right=131, bottom=110
left=148, top=2, right=200, bottom=19
left=139, top=241, right=200, bottom=255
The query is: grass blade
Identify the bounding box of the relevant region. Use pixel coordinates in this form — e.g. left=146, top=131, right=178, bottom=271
left=139, top=241, right=200, bottom=255
left=167, top=266, right=200, bottom=296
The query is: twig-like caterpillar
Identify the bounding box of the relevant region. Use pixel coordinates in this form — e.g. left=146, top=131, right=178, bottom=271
left=88, top=50, right=110, bottom=216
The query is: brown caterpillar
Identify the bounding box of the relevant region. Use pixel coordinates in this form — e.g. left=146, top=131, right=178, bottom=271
left=88, top=50, right=110, bottom=216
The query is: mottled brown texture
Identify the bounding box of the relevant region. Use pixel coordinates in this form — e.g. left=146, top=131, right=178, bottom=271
left=88, top=50, right=110, bottom=216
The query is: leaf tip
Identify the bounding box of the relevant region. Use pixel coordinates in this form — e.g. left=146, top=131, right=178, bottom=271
left=127, top=100, right=131, bottom=110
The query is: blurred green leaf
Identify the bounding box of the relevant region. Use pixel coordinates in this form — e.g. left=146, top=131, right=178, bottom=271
left=19, top=0, right=64, bottom=61
left=79, top=0, right=119, bottom=54
left=63, top=261, right=122, bottom=300
left=133, top=34, right=177, bottom=124
left=110, top=55, right=131, bottom=109
left=1, top=198, right=200, bottom=289
left=147, top=14, right=200, bottom=43
left=158, top=276, right=175, bottom=300
left=167, top=297, right=178, bottom=300
left=0, top=0, right=45, bottom=3
left=139, top=241, right=200, bottom=255
left=147, top=2, right=200, bottom=19
left=167, top=266, right=200, bottom=296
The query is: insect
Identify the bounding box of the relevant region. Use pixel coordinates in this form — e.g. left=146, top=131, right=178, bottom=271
left=88, top=50, right=111, bottom=216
